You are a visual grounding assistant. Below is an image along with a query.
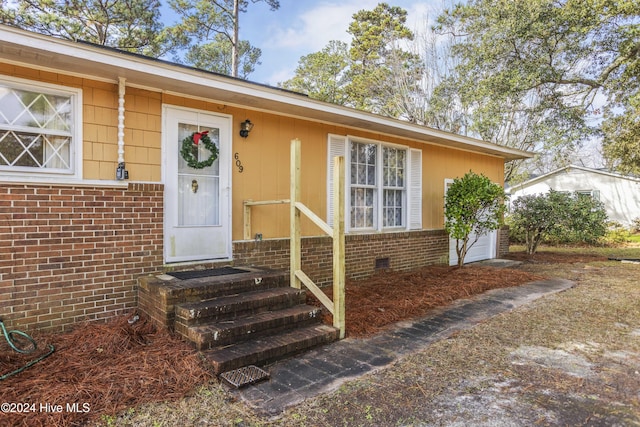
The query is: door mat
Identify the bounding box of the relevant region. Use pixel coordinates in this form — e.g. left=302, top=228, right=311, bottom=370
left=167, top=267, right=249, bottom=280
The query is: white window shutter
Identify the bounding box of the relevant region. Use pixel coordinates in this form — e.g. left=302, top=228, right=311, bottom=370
left=408, top=148, right=422, bottom=229
left=327, top=134, right=347, bottom=226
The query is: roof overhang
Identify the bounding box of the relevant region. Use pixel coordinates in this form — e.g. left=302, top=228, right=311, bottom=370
left=0, top=25, right=533, bottom=161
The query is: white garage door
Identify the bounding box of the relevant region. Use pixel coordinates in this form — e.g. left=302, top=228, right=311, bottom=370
left=449, top=230, right=497, bottom=266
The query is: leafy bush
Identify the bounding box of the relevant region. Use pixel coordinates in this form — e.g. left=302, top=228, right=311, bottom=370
left=445, top=171, right=506, bottom=267
left=508, top=190, right=608, bottom=254
left=553, top=192, right=608, bottom=244
left=632, top=217, right=640, bottom=234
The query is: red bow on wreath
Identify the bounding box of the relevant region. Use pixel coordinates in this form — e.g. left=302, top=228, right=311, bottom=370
left=192, top=130, right=209, bottom=145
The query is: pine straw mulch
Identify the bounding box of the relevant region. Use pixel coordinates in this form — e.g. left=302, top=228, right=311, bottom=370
left=315, top=264, right=545, bottom=338
left=0, top=315, right=212, bottom=427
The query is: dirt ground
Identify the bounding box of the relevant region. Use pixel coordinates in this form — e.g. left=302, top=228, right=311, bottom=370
left=1, top=247, right=639, bottom=426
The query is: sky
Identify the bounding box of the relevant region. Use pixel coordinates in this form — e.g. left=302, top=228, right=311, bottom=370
left=162, top=1, right=445, bottom=86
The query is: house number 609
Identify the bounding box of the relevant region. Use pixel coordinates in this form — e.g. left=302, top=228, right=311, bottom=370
left=234, top=152, right=244, bottom=173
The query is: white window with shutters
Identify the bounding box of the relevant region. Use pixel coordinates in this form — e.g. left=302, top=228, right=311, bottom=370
left=0, top=76, right=82, bottom=180
left=327, top=134, right=422, bottom=232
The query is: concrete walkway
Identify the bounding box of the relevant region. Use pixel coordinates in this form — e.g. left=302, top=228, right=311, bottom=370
left=235, top=277, right=574, bottom=416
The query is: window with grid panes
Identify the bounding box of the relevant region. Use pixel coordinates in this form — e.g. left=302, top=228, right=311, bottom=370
left=350, top=142, right=377, bottom=228
left=349, top=141, right=406, bottom=229
left=382, top=146, right=405, bottom=227
left=0, top=79, right=76, bottom=174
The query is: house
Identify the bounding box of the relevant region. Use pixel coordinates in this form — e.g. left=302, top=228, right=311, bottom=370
left=0, top=25, right=532, bottom=335
left=508, top=165, right=640, bottom=227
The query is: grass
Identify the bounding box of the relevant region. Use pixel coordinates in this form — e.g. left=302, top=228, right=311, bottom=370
left=511, top=242, right=640, bottom=258
left=628, top=234, right=640, bottom=243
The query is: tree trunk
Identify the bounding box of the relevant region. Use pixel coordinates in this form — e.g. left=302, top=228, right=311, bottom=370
left=456, top=238, right=467, bottom=268
left=232, top=0, right=240, bottom=78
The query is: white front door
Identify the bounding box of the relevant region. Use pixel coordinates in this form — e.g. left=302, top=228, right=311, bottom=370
left=163, top=106, right=232, bottom=263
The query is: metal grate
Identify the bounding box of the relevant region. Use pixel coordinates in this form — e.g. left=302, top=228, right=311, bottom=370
left=375, top=257, right=390, bottom=269
left=220, top=365, right=270, bottom=388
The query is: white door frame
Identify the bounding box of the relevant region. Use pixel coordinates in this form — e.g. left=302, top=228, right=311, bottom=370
left=162, top=105, right=233, bottom=263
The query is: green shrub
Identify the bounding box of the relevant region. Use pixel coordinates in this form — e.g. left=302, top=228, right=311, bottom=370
left=554, top=193, right=608, bottom=244
left=506, top=215, right=526, bottom=244
left=508, top=190, right=608, bottom=254
left=445, top=171, right=506, bottom=267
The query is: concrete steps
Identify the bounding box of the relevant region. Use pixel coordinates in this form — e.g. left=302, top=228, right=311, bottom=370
left=138, top=267, right=338, bottom=375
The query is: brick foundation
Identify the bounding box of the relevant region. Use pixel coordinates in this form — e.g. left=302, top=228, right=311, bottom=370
left=497, top=225, right=510, bottom=257
left=0, top=182, right=163, bottom=332
left=232, top=229, right=450, bottom=287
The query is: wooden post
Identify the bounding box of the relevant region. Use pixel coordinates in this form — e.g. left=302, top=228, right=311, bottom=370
left=243, top=200, right=252, bottom=240
left=290, top=139, right=301, bottom=289
left=332, top=156, right=346, bottom=338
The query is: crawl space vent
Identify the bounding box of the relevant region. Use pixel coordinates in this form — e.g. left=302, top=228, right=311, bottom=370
left=375, top=257, right=390, bottom=270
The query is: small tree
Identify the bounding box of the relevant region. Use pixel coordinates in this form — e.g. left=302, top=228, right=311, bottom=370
left=509, top=190, right=570, bottom=254
left=509, top=190, right=608, bottom=254
left=445, top=171, right=507, bottom=267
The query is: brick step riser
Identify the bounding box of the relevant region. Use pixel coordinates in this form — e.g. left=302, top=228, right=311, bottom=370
left=175, top=291, right=307, bottom=326
left=138, top=271, right=289, bottom=331
left=184, top=307, right=324, bottom=350
left=166, top=275, right=289, bottom=304
left=206, top=326, right=339, bottom=374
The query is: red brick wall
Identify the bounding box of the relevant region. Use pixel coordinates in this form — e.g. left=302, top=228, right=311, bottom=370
left=233, top=229, right=450, bottom=286
left=0, top=183, right=163, bottom=332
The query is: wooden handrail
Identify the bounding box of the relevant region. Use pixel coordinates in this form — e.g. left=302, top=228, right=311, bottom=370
left=294, top=202, right=333, bottom=236
left=243, top=139, right=345, bottom=338
left=290, top=138, right=345, bottom=338
left=244, top=199, right=290, bottom=206
left=243, top=199, right=290, bottom=240
left=294, top=269, right=334, bottom=315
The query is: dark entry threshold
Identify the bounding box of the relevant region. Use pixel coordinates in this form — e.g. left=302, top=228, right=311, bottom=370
left=167, top=267, right=249, bottom=280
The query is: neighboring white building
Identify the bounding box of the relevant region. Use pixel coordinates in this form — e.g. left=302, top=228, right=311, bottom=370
left=508, top=165, right=640, bottom=227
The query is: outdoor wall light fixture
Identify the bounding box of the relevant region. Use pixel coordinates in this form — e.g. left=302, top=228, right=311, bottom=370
left=239, top=119, right=254, bottom=138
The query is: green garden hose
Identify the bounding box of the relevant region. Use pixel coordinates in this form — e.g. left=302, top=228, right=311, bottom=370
left=0, top=319, right=54, bottom=380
